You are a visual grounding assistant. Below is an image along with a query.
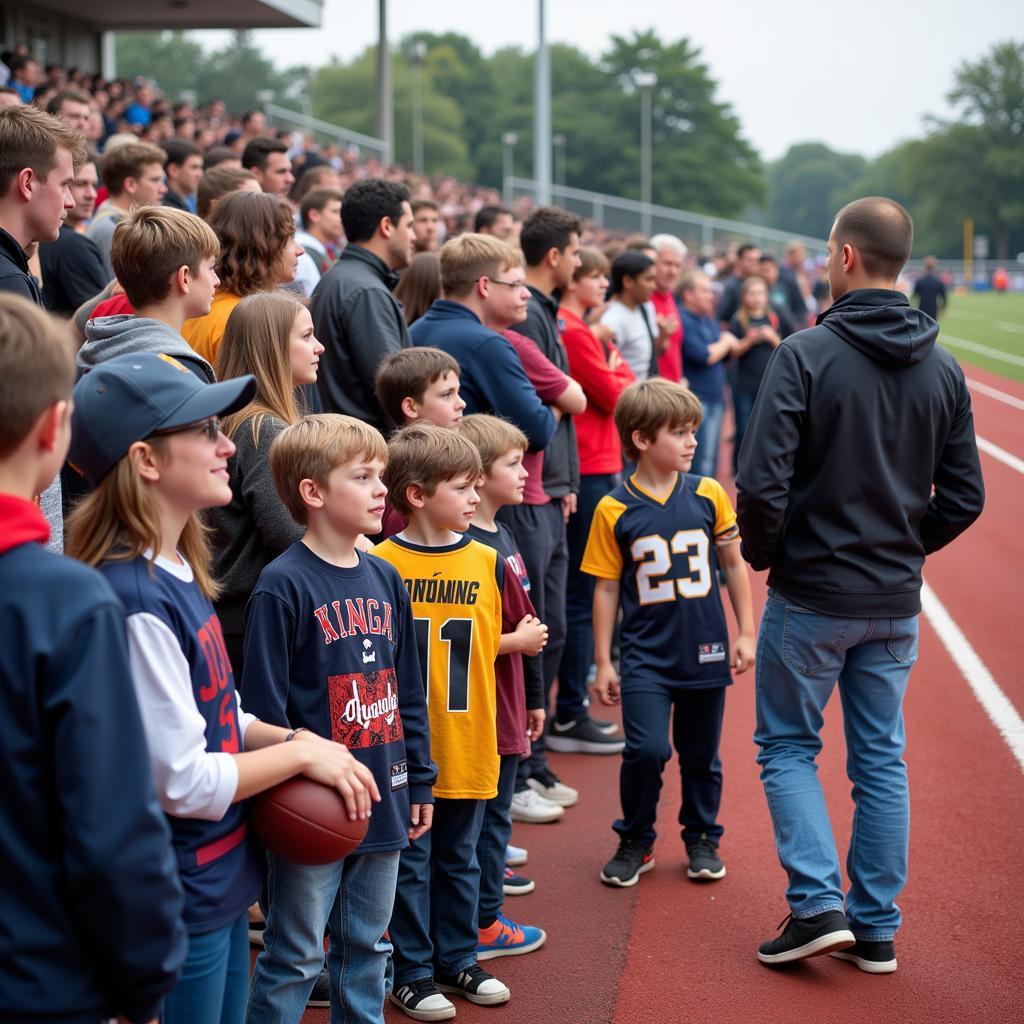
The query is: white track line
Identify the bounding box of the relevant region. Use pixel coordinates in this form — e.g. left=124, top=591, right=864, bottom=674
left=943, top=334, right=1024, bottom=366
left=966, top=377, right=1024, bottom=411
left=977, top=436, right=1024, bottom=476
left=921, top=581, right=1024, bottom=773
left=996, top=321, right=1024, bottom=335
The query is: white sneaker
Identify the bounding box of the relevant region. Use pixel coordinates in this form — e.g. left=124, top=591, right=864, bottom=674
left=505, top=842, right=528, bottom=866
left=509, top=788, right=564, bottom=823
left=525, top=770, right=579, bottom=807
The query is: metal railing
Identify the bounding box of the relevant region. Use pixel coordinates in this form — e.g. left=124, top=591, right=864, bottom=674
left=505, top=176, right=828, bottom=257
left=262, top=103, right=389, bottom=161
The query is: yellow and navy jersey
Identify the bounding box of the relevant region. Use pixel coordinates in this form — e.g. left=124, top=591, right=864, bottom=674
left=582, top=473, right=740, bottom=688
left=372, top=534, right=503, bottom=799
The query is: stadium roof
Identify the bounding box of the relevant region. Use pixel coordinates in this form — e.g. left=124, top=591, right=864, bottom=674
left=43, top=0, right=322, bottom=30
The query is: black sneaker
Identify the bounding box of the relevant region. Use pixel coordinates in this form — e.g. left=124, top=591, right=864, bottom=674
left=389, top=977, right=457, bottom=1021
left=306, top=965, right=331, bottom=1008
left=686, top=834, right=726, bottom=880
left=600, top=839, right=655, bottom=887
left=830, top=939, right=898, bottom=974
left=547, top=716, right=625, bottom=754
left=757, top=910, right=855, bottom=965
left=436, top=962, right=510, bottom=1005
left=588, top=714, right=619, bottom=736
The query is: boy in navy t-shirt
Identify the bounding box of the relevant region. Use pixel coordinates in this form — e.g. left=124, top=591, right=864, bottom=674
left=243, top=414, right=434, bottom=1024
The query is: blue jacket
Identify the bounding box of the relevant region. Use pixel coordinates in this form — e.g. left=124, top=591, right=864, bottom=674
left=0, top=496, right=186, bottom=1024
left=411, top=300, right=556, bottom=450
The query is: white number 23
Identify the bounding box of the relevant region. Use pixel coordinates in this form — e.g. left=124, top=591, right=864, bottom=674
left=631, top=530, right=711, bottom=604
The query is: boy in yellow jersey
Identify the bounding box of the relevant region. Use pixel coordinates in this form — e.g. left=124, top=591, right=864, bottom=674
left=583, top=379, right=755, bottom=889
left=374, top=423, right=533, bottom=1020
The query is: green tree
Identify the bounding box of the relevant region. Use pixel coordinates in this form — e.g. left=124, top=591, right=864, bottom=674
left=768, top=143, right=867, bottom=238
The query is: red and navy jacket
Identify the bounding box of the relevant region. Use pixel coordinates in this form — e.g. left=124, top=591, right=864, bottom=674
left=99, top=555, right=261, bottom=933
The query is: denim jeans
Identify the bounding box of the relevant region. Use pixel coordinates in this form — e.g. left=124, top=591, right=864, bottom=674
left=477, top=754, right=519, bottom=927
left=247, top=849, right=400, bottom=1024
left=560, top=472, right=620, bottom=722
left=163, top=913, right=249, bottom=1024
left=754, top=590, right=917, bottom=939
left=390, top=797, right=486, bottom=984
left=693, top=399, right=725, bottom=479
left=731, top=391, right=757, bottom=474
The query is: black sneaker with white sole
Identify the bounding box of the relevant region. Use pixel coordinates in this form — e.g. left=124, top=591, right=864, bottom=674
left=306, top=966, right=331, bottom=1008
left=436, top=963, right=510, bottom=1005
left=757, top=910, right=855, bottom=965
left=830, top=939, right=898, bottom=974
left=547, top=716, right=625, bottom=754
left=389, top=977, right=457, bottom=1021
left=588, top=714, right=619, bottom=736
left=600, top=839, right=655, bottom=887
left=685, top=834, right=726, bottom=880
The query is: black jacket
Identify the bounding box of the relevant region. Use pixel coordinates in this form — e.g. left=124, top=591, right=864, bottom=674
left=0, top=225, right=42, bottom=303
left=310, top=244, right=410, bottom=432
left=736, top=288, right=984, bottom=617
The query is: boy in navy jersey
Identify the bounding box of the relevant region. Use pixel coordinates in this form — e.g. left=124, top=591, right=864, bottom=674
left=460, top=414, right=548, bottom=961
left=583, top=379, right=755, bottom=888
left=243, top=414, right=434, bottom=1024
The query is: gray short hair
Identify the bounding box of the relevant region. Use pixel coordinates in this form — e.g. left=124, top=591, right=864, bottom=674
left=649, top=233, right=688, bottom=257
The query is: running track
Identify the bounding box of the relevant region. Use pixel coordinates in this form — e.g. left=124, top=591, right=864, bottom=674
left=302, top=358, right=1024, bottom=1024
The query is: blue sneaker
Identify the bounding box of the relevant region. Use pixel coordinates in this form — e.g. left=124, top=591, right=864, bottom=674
left=476, top=912, right=546, bottom=960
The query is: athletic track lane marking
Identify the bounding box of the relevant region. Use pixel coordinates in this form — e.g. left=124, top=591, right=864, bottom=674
left=921, top=581, right=1024, bottom=773
left=976, top=437, right=1024, bottom=476
left=966, top=377, right=1024, bottom=411
left=942, top=334, right=1024, bottom=366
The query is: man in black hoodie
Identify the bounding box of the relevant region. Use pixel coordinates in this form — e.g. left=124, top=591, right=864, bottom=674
left=738, top=198, right=984, bottom=973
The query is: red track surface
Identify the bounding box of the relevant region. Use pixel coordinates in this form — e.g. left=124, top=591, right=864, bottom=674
left=302, top=358, right=1024, bottom=1024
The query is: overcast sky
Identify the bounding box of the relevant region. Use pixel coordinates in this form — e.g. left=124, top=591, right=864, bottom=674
left=193, top=0, right=1018, bottom=161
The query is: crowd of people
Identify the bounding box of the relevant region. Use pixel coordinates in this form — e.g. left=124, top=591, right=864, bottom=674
left=1, top=46, right=984, bottom=1024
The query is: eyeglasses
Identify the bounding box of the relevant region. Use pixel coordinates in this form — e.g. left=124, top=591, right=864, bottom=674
left=478, top=276, right=527, bottom=291
left=150, top=416, right=222, bottom=443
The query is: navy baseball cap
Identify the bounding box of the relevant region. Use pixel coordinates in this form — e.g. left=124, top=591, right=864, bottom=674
left=69, top=352, right=257, bottom=484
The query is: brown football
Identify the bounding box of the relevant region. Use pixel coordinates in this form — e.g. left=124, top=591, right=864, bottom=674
left=250, top=776, right=368, bottom=865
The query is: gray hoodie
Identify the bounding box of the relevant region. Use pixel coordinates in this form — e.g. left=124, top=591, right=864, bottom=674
left=78, top=315, right=216, bottom=383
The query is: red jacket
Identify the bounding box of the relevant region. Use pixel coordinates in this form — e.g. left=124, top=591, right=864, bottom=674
left=558, top=306, right=635, bottom=475
left=651, top=289, right=683, bottom=381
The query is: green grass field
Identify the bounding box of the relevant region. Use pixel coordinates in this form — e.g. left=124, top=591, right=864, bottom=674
left=937, top=291, right=1024, bottom=383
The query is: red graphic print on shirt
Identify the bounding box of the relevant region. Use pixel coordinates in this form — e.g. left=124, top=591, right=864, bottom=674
left=329, top=668, right=404, bottom=749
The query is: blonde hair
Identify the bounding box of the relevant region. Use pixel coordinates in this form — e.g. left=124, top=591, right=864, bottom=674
left=218, top=292, right=307, bottom=446
left=458, top=414, right=527, bottom=474
left=65, top=438, right=220, bottom=598
left=374, top=346, right=460, bottom=427
left=270, top=414, right=388, bottom=526
left=735, top=275, right=770, bottom=331
left=439, top=233, right=522, bottom=298
left=110, top=206, right=220, bottom=309
left=615, top=378, right=703, bottom=461
left=384, top=422, right=482, bottom=517
left=0, top=105, right=86, bottom=196
left=0, top=295, right=75, bottom=456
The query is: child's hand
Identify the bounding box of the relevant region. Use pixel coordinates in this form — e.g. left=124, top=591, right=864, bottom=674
left=301, top=739, right=381, bottom=820
left=526, top=708, right=546, bottom=741
left=732, top=633, right=756, bottom=674
left=593, top=663, right=621, bottom=706
left=515, top=614, right=549, bottom=656
left=408, top=803, right=433, bottom=841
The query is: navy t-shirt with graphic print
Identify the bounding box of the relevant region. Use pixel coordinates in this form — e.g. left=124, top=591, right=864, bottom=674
left=242, top=542, right=435, bottom=853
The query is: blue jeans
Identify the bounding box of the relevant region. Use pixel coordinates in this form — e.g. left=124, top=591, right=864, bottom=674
left=477, top=754, right=518, bottom=927
left=693, top=399, right=725, bottom=479
left=163, top=913, right=249, bottom=1024
left=560, top=472, right=620, bottom=721
left=247, top=849, right=400, bottom=1024
left=731, top=391, right=756, bottom=474
left=390, top=798, right=486, bottom=984
left=754, top=590, right=917, bottom=939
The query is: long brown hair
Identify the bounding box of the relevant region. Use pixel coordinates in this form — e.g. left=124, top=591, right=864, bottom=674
left=208, top=190, right=295, bottom=295
left=65, top=439, right=220, bottom=598
left=218, top=291, right=307, bottom=447
left=736, top=275, right=771, bottom=331
left=395, top=252, right=441, bottom=325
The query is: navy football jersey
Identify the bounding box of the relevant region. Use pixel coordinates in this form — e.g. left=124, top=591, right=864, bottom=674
left=582, top=473, right=739, bottom=688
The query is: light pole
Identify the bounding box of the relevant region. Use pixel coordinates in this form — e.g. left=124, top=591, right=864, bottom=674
left=634, top=71, right=657, bottom=236
left=376, top=0, right=393, bottom=164
left=533, top=0, right=551, bottom=205
left=502, top=131, right=518, bottom=205
left=411, top=40, right=427, bottom=174
left=553, top=133, right=566, bottom=193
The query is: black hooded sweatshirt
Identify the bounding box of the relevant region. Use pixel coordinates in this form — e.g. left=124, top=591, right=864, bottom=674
left=736, top=288, right=984, bottom=617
